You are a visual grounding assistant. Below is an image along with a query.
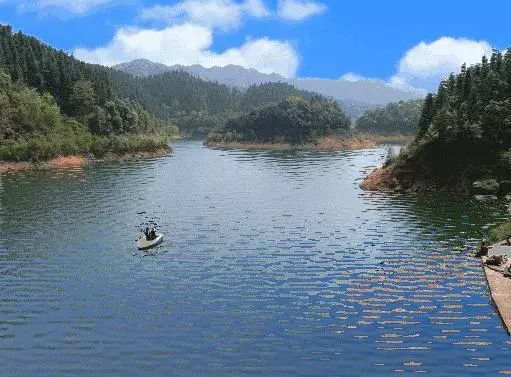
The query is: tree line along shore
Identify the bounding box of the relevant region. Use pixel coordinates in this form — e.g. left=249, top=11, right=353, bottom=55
left=0, top=24, right=421, bottom=170
left=205, top=96, right=418, bottom=149
left=359, top=48, right=511, bottom=244
left=361, top=49, right=511, bottom=196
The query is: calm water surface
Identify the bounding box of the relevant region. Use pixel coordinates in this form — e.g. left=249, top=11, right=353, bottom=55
left=1, top=140, right=510, bottom=376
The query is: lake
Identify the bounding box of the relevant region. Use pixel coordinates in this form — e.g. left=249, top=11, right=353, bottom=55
left=1, top=140, right=510, bottom=376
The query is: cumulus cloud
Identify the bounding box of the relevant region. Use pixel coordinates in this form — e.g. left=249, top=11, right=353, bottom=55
left=13, top=0, right=114, bottom=14
left=341, top=37, right=494, bottom=92
left=74, top=24, right=299, bottom=77
left=391, top=37, right=493, bottom=90
left=74, top=0, right=306, bottom=77
left=141, top=0, right=270, bottom=31
left=277, top=0, right=327, bottom=21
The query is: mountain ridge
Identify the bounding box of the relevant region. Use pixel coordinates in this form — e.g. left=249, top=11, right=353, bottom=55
left=113, top=58, right=425, bottom=106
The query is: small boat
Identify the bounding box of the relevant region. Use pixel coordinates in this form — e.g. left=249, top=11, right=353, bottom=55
left=137, top=234, right=164, bottom=250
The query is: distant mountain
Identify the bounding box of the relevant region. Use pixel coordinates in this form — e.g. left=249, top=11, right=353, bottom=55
left=290, top=78, right=424, bottom=106
left=114, top=59, right=170, bottom=77
left=177, top=64, right=287, bottom=89
left=114, top=59, right=287, bottom=88
left=113, top=59, right=425, bottom=108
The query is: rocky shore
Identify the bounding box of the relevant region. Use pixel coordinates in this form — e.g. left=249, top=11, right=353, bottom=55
left=0, top=147, right=171, bottom=174
left=361, top=166, right=511, bottom=200
left=207, top=134, right=412, bottom=151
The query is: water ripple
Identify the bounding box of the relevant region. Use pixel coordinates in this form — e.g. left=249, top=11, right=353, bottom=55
left=0, top=140, right=509, bottom=376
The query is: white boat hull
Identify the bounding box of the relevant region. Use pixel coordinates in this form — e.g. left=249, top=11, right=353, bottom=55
left=137, top=234, right=164, bottom=250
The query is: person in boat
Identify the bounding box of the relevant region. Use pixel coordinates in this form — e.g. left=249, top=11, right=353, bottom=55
left=149, top=228, right=157, bottom=241
left=476, top=241, right=489, bottom=257
left=144, top=227, right=150, bottom=241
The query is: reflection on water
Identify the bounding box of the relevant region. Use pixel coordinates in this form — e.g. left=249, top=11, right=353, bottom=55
left=0, top=140, right=510, bottom=376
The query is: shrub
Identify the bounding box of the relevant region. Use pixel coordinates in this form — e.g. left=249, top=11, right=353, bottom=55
left=488, top=221, right=511, bottom=244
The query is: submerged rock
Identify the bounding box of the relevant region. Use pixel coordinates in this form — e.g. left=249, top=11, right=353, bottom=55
left=472, top=179, right=500, bottom=195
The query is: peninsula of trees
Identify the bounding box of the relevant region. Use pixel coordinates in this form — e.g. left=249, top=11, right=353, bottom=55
left=362, top=49, right=511, bottom=193
left=206, top=96, right=352, bottom=147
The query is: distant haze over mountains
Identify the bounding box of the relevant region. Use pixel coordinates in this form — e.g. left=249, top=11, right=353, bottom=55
left=113, top=58, right=425, bottom=109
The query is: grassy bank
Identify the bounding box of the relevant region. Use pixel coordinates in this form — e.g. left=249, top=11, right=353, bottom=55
left=489, top=221, right=511, bottom=244
left=206, top=133, right=413, bottom=151
left=0, top=120, right=174, bottom=163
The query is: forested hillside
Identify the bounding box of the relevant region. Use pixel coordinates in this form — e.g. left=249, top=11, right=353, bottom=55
left=355, top=100, right=423, bottom=135
left=0, top=24, right=180, bottom=161
left=0, top=24, right=330, bottom=160
left=0, top=24, right=230, bottom=117
left=0, top=24, right=319, bottom=136
left=115, top=74, right=315, bottom=133
left=0, top=72, right=172, bottom=161
left=373, top=49, right=511, bottom=191
left=207, top=96, right=351, bottom=145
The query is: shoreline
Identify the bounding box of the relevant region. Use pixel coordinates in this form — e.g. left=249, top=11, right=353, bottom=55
left=359, top=166, right=472, bottom=195
left=482, top=243, right=511, bottom=335
left=0, top=146, right=171, bottom=174
left=206, top=134, right=414, bottom=151
left=359, top=166, right=400, bottom=191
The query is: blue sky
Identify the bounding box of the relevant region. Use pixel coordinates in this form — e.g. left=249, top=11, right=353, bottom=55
left=0, top=0, right=509, bottom=90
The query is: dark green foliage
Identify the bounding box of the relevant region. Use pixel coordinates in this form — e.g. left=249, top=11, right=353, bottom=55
left=0, top=120, right=171, bottom=162
left=0, top=25, right=114, bottom=114
left=208, top=96, right=351, bottom=144
left=0, top=23, right=329, bottom=159
left=112, top=70, right=240, bottom=119
left=489, top=219, right=511, bottom=243
left=0, top=70, right=176, bottom=161
left=0, top=24, right=317, bottom=135
left=239, top=82, right=314, bottom=111
left=417, top=94, right=435, bottom=137
left=114, top=74, right=318, bottom=133
left=395, top=48, right=511, bottom=181
left=175, top=112, right=242, bottom=136
left=69, top=80, right=96, bottom=117
left=0, top=120, right=92, bottom=161
left=355, top=100, right=423, bottom=135
left=87, top=98, right=172, bottom=136
left=0, top=25, right=182, bottom=161
left=0, top=72, right=61, bottom=140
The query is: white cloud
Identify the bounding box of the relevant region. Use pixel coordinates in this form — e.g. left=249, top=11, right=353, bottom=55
left=74, top=24, right=299, bottom=77
left=387, top=75, right=427, bottom=95
left=277, top=0, right=326, bottom=21
left=141, top=0, right=270, bottom=31
left=391, top=37, right=493, bottom=90
left=14, top=0, right=114, bottom=14
left=340, top=37, right=494, bottom=93
left=340, top=72, right=366, bottom=82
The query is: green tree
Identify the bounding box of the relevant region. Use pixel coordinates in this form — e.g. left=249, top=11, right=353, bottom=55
left=356, top=99, right=423, bottom=135
left=417, top=94, right=435, bottom=137
left=69, top=79, right=96, bottom=117
left=389, top=47, right=511, bottom=184
left=208, top=97, right=351, bottom=144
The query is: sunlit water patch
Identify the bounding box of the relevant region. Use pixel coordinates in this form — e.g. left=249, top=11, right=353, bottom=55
left=0, top=140, right=510, bottom=376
